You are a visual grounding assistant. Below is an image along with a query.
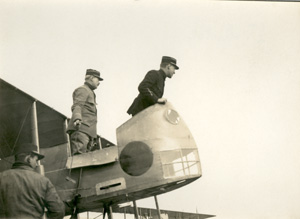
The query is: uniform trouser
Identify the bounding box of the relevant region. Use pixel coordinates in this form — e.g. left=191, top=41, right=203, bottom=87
left=70, top=131, right=90, bottom=155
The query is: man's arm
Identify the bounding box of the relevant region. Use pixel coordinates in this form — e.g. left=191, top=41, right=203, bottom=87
left=70, top=87, right=89, bottom=127
left=138, top=71, right=159, bottom=104
left=44, top=180, right=65, bottom=219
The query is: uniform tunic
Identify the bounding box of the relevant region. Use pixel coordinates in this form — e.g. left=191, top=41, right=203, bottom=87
left=127, top=69, right=166, bottom=116
left=0, top=162, right=65, bottom=219
left=67, top=82, right=98, bottom=138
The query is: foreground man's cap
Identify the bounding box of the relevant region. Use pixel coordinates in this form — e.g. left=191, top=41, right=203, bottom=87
left=16, top=143, right=45, bottom=160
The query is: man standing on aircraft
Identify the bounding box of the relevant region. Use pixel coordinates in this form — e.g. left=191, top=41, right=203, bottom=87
left=67, top=69, right=103, bottom=155
left=127, top=56, right=179, bottom=116
left=0, top=143, right=65, bottom=219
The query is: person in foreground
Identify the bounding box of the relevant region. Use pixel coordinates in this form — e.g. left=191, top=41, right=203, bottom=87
left=0, top=143, right=65, bottom=219
left=127, top=56, right=179, bottom=116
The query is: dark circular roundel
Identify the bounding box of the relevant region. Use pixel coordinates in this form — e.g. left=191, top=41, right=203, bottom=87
left=119, top=141, right=153, bottom=176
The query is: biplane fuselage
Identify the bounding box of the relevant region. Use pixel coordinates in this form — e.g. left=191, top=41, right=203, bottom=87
left=0, top=79, right=202, bottom=216
left=44, top=103, right=201, bottom=214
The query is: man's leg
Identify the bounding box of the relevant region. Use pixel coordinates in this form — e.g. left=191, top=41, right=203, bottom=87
left=70, top=131, right=90, bottom=155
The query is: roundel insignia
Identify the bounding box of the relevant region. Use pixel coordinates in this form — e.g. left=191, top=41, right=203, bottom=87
left=119, top=141, right=153, bottom=176
left=165, top=109, right=180, bottom=125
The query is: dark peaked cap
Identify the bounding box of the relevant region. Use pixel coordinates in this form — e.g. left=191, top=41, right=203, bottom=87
left=86, top=69, right=104, bottom=81
left=15, top=143, right=45, bottom=160
left=161, top=56, right=179, bottom=70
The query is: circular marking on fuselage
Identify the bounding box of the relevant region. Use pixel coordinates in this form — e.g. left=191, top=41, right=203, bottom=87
left=119, top=141, right=153, bottom=176
left=165, top=109, right=180, bottom=125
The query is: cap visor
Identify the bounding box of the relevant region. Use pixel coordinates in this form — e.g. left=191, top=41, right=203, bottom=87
left=170, top=62, right=179, bottom=70
left=172, top=64, right=179, bottom=70
left=32, top=152, right=45, bottom=160
left=37, top=154, right=45, bottom=160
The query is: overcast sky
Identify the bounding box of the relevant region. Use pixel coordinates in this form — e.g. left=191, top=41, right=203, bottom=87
left=1, top=1, right=300, bottom=218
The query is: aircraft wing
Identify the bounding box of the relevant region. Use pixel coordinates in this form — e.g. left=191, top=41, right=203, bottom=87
left=112, top=206, right=215, bottom=219
left=0, top=79, right=68, bottom=158
left=0, top=78, right=114, bottom=171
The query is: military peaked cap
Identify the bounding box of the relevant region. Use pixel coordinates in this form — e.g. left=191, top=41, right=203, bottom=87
left=15, top=143, right=45, bottom=160
left=86, top=69, right=104, bottom=81
left=161, top=56, right=179, bottom=70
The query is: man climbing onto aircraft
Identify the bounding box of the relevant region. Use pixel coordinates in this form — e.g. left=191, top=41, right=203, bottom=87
left=0, top=143, right=65, bottom=219
left=67, top=69, right=103, bottom=155
left=127, top=56, right=179, bottom=116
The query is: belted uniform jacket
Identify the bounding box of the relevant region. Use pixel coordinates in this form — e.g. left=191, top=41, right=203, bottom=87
left=67, top=82, right=98, bottom=138
left=127, top=69, right=166, bottom=116
left=0, top=162, right=65, bottom=219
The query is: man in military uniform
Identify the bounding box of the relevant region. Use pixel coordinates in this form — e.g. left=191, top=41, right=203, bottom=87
left=67, top=69, right=103, bottom=155
left=0, top=143, right=65, bottom=219
left=127, top=56, right=179, bottom=116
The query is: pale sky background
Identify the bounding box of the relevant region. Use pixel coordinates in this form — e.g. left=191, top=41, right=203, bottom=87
left=1, top=1, right=300, bottom=219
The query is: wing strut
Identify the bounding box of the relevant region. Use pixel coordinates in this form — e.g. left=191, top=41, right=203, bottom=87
left=32, top=101, right=43, bottom=172
left=132, top=200, right=139, bottom=219
left=32, top=100, right=47, bottom=219
left=154, top=196, right=161, bottom=219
